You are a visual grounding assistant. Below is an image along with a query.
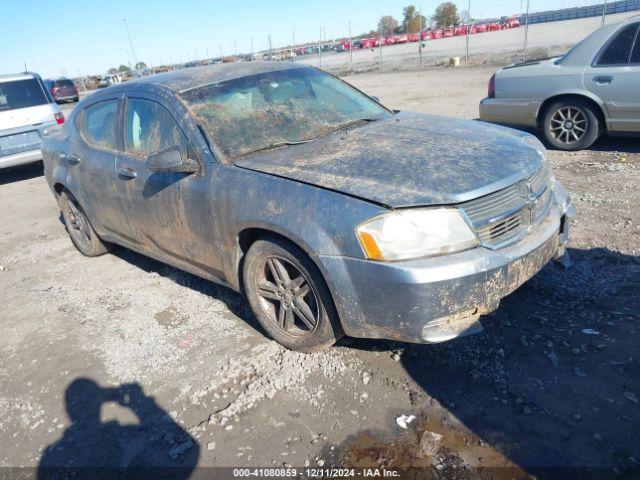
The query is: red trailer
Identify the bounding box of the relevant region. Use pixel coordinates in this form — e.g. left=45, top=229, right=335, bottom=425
left=443, top=28, right=454, bottom=37
left=407, top=32, right=420, bottom=42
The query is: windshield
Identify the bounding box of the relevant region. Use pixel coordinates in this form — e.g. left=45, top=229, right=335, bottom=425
left=180, top=67, right=390, bottom=158
left=0, top=78, right=49, bottom=112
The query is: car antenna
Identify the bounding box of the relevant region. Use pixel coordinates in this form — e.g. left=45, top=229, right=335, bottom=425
left=23, top=62, right=28, bottom=73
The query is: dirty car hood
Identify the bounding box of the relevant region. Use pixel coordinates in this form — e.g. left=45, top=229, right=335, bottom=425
left=234, top=112, right=545, bottom=208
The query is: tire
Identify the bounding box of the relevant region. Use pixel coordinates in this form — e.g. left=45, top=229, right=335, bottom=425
left=542, top=99, right=600, bottom=151
left=58, top=189, right=112, bottom=257
left=242, top=237, right=343, bottom=352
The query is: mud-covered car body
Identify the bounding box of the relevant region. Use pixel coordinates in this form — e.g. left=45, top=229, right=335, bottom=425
left=42, top=62, right=574, bottom=344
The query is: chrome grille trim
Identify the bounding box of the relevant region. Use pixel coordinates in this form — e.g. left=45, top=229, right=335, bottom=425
left=460, top=167, right=553, bottom=249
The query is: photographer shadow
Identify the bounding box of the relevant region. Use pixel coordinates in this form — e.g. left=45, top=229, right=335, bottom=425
left=38, top=378, right=199, bottom=480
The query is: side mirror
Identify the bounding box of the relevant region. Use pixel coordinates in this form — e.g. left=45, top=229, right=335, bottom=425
left=147, top=146, right=200, bottom=174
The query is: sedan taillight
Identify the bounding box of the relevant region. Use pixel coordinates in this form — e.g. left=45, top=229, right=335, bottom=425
left=54, top=112, right=65, bottom=125
left=488, top=74, right=496, bottom=98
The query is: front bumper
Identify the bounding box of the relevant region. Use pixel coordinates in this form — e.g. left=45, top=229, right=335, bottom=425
left=0, top=149, right=43, bottom=169
left=479, top=97, right=542, bottom=128
left=320, top=198, right=574, bottom=344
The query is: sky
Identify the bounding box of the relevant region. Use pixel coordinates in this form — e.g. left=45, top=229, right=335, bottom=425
left=0, top=0, right=616, bottom=77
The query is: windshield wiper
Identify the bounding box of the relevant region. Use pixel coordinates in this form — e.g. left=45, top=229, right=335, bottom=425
left=330, top=117, right=378, bottom=134
left=237, top=139, right=313, bottom=157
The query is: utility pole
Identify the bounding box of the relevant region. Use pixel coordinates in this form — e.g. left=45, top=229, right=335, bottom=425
left=602, top=0, right=608, bottom=28
left=318, top=26, right=322, bottom=67
left=268, top=34, right=273, bottom=59
left=523, top=0, right=530, bottom=61
left=219, top=44, right=223, bottom=59
left=292, top=30, right=296, bottom=62
left=123, top=18, right=138, bottom=67
left=465, top=0, right=471, bottom=62
left=348, top=20, right=353, bottom=73
left=419, top=7, right=423, bottom=67
left=379, top=24, right=383, bottom=72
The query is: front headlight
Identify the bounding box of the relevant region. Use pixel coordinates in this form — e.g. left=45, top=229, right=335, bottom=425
left=356, top=208, right=479, bottom=262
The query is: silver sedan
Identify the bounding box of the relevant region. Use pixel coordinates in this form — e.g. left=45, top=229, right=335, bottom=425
left=480, top=16, right=640, bottom=150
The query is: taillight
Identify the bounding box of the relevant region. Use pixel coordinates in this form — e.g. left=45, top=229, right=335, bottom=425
left=55, top=112, right=65, bottom=125
left=488, top=74, right=496, bottom=98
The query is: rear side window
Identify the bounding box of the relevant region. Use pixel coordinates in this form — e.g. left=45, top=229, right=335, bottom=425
left=0, top=78, right=49, bottom=112
left=80, top=100, right=119, bottom=151
left=597, top=24, right=639, bottom=65
left=631, top=28, right=640, bottom=64
left=124, top=98, right=188, bottom=157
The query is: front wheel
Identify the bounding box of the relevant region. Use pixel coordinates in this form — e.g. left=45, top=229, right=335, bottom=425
left=542, top=100, right=600, bottom=151
left=59, top=190, right=112, bottom=257
left=242, top=237, right=343, bottom=352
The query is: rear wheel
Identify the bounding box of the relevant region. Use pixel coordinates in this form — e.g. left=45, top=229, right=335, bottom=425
left=542, top=99, right=600, bottom=151
left=59, top=190, right=111, bottom=257
left=242, top=237, right=343, bottom=352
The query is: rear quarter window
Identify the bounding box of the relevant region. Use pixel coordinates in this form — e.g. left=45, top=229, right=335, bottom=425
left=0, top=78, right=49, bottom=112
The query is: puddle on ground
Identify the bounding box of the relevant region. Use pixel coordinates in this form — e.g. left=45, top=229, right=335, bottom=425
left=333, top=413, right=531, bottom=479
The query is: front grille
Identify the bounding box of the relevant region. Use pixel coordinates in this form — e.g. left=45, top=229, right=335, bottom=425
left=460, top=167, right=552, bottom=249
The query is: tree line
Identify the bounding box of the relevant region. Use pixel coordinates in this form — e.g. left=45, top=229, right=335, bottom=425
left=376, top=2, right=462, bottom=36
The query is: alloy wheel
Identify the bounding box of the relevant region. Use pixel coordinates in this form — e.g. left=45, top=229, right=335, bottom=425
left=255, top=256, right=320, bottom=337
left=65, top=196, right=92, bottom=250
left=549, top=106, right=588, bottom=146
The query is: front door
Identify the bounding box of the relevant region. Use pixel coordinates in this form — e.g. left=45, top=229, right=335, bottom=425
left=114, top=93, right=223, bottom=276
left=584, top=22, right=640, bottom=132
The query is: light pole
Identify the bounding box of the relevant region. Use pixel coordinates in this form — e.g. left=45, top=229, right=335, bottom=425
left=123, top=18, right=138, bottom=68
left=602, top=0, right=608, bottom=28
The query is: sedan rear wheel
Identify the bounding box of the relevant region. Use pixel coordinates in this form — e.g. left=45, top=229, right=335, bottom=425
left=59, top=190, right=111, bottom=257
left=243, top=237, right=343, bottom=352
left=543, top=100, right=600, bottom=151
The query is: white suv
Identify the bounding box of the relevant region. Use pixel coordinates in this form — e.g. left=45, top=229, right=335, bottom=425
left=0, top=72, right=65, bottom=169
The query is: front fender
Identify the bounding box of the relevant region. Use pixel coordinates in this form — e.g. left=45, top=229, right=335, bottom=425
left=214, top=165, right=386, bottom=290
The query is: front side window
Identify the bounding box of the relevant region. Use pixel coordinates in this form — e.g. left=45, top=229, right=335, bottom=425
left=597, top=24, right=639, bottom=65
left=0, top=78, right=49, bottom=112
left=80, top=100, right=119, bottom=151
left=180, top=67, right=390, bottom=158
left=125, top=98, right=188, bottom=157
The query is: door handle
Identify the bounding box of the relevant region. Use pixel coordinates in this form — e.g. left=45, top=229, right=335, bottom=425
left=593, top=75, right=613, bottom=85
left=60, top=153, right=81, bottom=165
left=117, top=167, right=138, bottom=180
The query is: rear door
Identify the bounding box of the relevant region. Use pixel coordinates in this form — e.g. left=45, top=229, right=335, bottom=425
left=584, top=22, right=640, bottom=132
left=73, top=95, right=128, bottom=237
left=114, top=92, right=221, bottom=273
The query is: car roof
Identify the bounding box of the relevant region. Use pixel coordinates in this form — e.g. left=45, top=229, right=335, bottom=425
left=0, top=72, right=40, bottom=83
left=124, top=62, right=310, bottom=94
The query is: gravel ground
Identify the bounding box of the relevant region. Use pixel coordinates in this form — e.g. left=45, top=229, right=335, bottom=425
left=1, top=59, right=639, bottom=479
